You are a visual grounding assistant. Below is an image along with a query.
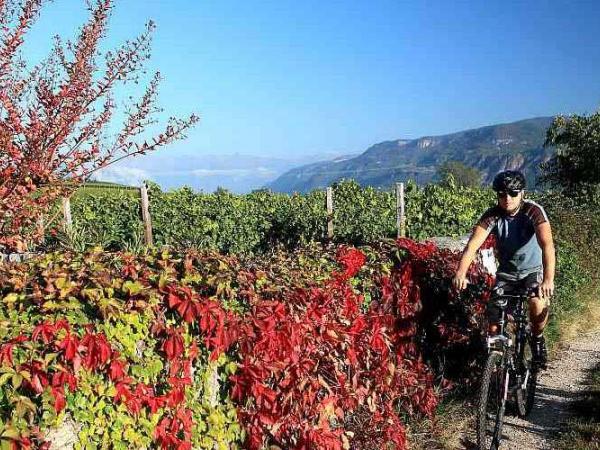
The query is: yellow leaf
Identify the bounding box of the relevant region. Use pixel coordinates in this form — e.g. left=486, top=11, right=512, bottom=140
left=11, top=374, right=23, bottom=389
left=1, top=293, right=18, bottom=305
left=18, top=370, right=31, bottom=382
left=0, top=373, right=13, bottom=387
left=123, top=281, right=144, bottom=296
left=1, top=427, right=20, bottom=440
left=82, top=288, right=101, bottom=301
left=54, top=277, right=68, bottom=289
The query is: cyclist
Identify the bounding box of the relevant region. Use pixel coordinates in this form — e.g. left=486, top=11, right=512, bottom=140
left=452, top=170, right=555, bottom=368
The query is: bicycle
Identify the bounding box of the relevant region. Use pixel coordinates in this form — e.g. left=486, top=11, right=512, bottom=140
left=476, top=284, right=540, bottom=450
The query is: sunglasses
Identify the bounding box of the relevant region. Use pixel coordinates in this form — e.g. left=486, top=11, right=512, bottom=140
left=496, top=190, right=521, bottom=198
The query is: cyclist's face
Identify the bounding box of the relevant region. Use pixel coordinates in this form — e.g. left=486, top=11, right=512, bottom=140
left=497, top=189, right=523, bottom=213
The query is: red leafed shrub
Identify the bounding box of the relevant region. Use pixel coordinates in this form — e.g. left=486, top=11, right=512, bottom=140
left=394, top=238, right=494, bottom=386
left=231, top=247, right=437, bottom=450
left=1, top=241, right=493, bottom=449
left=0, top=0, right=198, bottom=252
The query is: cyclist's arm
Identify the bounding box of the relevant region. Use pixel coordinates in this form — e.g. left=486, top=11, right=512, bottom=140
left=453, top=225, right=491, bottom=290
left=535, top=221, right=555, bottom=298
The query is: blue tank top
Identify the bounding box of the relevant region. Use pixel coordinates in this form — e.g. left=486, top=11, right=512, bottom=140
left=477, top=200, right=549, bottom=279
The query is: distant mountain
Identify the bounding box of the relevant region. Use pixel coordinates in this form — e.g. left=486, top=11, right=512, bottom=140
left=94, top=151, right=353, bottom=193
left=267, top=117, right=555, bottom=193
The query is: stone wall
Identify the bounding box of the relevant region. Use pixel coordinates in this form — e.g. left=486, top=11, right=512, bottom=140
left=428, top=235, right=497, bottom=275
left=0, top=252, right=38, bottom=264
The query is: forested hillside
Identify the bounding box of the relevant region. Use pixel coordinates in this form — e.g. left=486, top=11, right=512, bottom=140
left=268, top=117, right=554, bottom=193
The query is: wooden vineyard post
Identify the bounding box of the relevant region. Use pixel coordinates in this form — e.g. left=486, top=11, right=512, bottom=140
left=36, top=214, right=45, bottom=237
left=326, top=186, right=334, bottom=240
left=396, top=182, right=406, bottom=238
left=62, top=197, right=72, bottom=232
left=140, top=182, right=153, bottom=246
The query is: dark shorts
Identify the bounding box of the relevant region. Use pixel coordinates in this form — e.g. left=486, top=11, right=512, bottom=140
left=486, top=271, right=542, bottom=323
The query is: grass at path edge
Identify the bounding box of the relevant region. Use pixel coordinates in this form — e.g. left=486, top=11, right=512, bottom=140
left=556, top=361, right=600, bottom=449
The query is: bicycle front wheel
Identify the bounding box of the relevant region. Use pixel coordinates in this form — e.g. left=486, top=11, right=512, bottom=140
left=516, top=334, right=538, bottom=418
left=477, top=351, right=507, bottom=450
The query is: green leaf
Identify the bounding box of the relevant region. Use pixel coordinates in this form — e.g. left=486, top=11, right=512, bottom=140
left=44, top=353, right=59, bottom=366
left=122, top=281, right=144, bottom=296
left=41, top=301, right=63, bottom=311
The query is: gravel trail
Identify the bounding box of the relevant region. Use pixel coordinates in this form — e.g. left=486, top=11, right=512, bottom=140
left=465, top=329, right=600, bottom=449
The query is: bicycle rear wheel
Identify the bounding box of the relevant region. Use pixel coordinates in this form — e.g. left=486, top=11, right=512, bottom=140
left=477, top=351, right=507, bottom=450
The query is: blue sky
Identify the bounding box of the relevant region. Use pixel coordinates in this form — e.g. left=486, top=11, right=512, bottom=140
left=22, top=0, right=600, bottom=187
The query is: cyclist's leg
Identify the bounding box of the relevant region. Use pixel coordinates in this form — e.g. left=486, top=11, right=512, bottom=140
left=529, top=296, right=549, bottom=334
left=526, top=272, right=549, bottom=367
left=526, top=271, right=549, bottom=335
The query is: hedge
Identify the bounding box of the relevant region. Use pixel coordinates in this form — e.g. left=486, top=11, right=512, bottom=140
left=0, top=240, right=493, bottom=449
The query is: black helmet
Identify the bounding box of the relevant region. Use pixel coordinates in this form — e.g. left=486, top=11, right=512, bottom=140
left=492, top=170, right=526, bottom=192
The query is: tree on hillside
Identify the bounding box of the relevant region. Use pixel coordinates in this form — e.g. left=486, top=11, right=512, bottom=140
left=436, top=160, right=482, bottom=188
left=541, top=111, right=600, bottom=191
left=0, top=0, right=198, bottom=251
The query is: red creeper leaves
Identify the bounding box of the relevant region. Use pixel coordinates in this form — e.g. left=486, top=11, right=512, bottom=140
left=80, top=331, right=112, bottom=370
left=51, top=386, right=66, bottom=414
left=167, top=286, right=201, bottom=323
left=336, top=246, right=367, bottom=279
left=162, top=327, right=185, bottom=362
left=231, top=246, right=437, bottom=450
left=154, top=407, right=194, bottom=450
left=57, top=332, right=79, bottom=362
left=0, top=241, right=493, bottom=450
left=108, top=358, right=127, bottom=382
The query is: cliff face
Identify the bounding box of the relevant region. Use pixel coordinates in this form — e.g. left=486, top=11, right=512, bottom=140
left=267, top=117, right=555, bottom=193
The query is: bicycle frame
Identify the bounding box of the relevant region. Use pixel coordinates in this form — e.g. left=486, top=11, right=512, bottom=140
left=483, top=290, right=532, bottom=449
left=487, top=291, right=532, bottom=372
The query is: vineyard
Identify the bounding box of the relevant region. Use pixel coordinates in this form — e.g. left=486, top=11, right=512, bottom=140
left=43, top=179, right=494, bottom=254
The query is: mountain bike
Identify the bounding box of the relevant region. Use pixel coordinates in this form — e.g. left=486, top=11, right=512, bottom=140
left=476, top=285, right=539, bottom=450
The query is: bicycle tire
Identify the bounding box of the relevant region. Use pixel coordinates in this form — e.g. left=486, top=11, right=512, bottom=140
left=516, top=335, right=538, bottom=417
left=477, top=351, right=507, bottom=450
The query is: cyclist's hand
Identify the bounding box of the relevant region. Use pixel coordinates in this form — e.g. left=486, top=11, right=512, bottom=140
left=452, top=272, right=469, bottom=291
left=538, top=279, right=554, bottom=299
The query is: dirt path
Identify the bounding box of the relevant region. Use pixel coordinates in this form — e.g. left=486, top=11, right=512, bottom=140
left=465, top=329, right=600, bottom=449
